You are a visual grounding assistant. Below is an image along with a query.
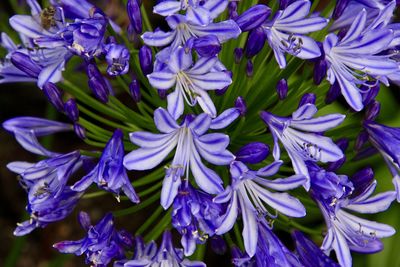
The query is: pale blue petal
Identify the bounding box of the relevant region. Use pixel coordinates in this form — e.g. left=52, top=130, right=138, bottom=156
left=188, top=113, right=212, bottom=135
left=292, top=103, right=318, bottom=120
left=254, top=174, right=306, bottom=191
left=256, top=160, right=283, bottom=177
left=161, top=172, right=182, bottom=209
left=142, top=30, right=176, bottom=47
left=210, top=108, right=240, bottom=130
left=346, top=191, right=396, bottom=213
left=216, top=191, right=238, bottom=234
left=129, top=131, right=176, bottom=148
left=167, top=88, right=185, bottom=120
left=153, top=1, right=181, bottom=16
left=290, top=114, right=346, bottom=132
left=196, top=90, right=217, bottom=118
left=154, top=107, right=180, bottom=133
left=147, top=71, right=176, bottom=90
left=238, top=194, right=258, bottom=257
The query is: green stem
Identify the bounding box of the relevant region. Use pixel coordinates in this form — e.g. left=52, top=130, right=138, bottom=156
left=136, top=205, right=164, bottom=235
left=145, top=210, right=171, bottom=242
left=114, top=192, right=160, bottom=217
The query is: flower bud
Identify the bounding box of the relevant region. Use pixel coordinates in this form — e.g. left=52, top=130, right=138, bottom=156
left=193, top=35, right=221, bottom=57
left=210, top=236, right=227, bottom=255
left=43, top=82, right=64, bottom=112
left=127, top=0, right=142, bottom=34
left=326, top=138, right=349, bottom=171
left=362, top=83, right=380, bottom=106
left=246, top=60, right=253, bottom=77
left=88, top=77, right=109, bottom=103
left=228, top=2, right=238, bottom=19
left=325, top=82, right=341, bottom=104
left=64, top=99, right=79, bottom=122
left=276, top=79, right=288, bottom=100
left=279, top=0, right=289, bottom=9
left=333, top=0, right=350, bottom=20
left=245, top=27, right=267, bottom=58
left=236, top=142, right=270, bottom=164
left=78, top=211, right=91, bottom=231
left=74, top=123, right=86, bottom=139
left=313, top=59, right=327, bottom=85
left=355, top=131, right=368, bottom=151
left=11, top=51, right=41, bottom=78
left=235, top=5, right=271, bottom=32
left=365, top=100, right=380, bottom=122
left=235, top=96, right=247, bottom=116
left=139, top=45, right=153, bottom=76
left=158, top=89, right=167, bottom=99
left=234, top=48, right=243, bottom=64
left=351, top=167, right=374, bottom=198
left=298, top=93, right=316, bottom=107
left=129, top=79, right=141, bottom=102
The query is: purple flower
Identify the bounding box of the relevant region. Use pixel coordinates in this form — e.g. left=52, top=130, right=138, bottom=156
left=172, top=182, right=223, bottom=256
left=323, top=8, right=399, bottom=111
left=260, top=103, right=345, bottom=189
left=235, top=4, right=271, bottom=32
left=215, top=160, right=306, bottom=256
left=262, top=0, right=328, bottom=68
left=54, top=212, right=133, bottom=266
left=142, top=14, right=241, bottom=53
left=116, top=231, right=206, bottom=267
left=3, top=116, right=72, bottom=157
left=364, top=120, right=400, bottom=201
left=104, top=43, right=130, bottom=76
left=50, top=0, right=94, bottom=19
left=147, top=47, right=232, bottom=119
left=235, top=142, right=270, bottom=164
left=72, top=129, right=139, bottom=203
left=309, top=164, right=396, bottom=267
left=127, top=0, right=142, bottom=34
left=124, top=108, right=235, bottom=208
left=153, top=0, right=229, bottom=26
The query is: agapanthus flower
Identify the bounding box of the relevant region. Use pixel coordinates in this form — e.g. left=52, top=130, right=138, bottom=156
left=215, top=160, right=306, bottom=256
left=323, top=8, right=399, bottom=111
left=309, top=163, right=396, bottom=267
left=104, top=43, right=130, bottom=76
left=124, top=108, right=235, bottom=208
left=142, top=14, right=241, bottom=55
left=364, top=120, right=400, bottom=201
left=115, top=231, right=206, bottom=267
left=262, top=0, right=328, bottom=69
left=172, top=182, right=223, bottom=256
left=54, top=212, right=133, bottom=267
left=72, top=129, right=139, bottom=203
left=260, top=103, right=345, bottom=188
left=147, top=47, right=232, bottom=119
left=153, top=0, right=229, bottom=26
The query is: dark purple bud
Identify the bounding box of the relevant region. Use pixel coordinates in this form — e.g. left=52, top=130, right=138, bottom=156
left=139, top=45, right=153, bottom=76
left=129, top=79, right=141, bottom=102
left=216, top=71, right=232, bottom=95
left=245, top=27, right=267, bottom=58
left=78, top=211, right=91, bottom=231
left=43, top=82, right=64, bottom=112
left=158, top=89, right=167, bottom=99
left=362, top=83, right=380, bottom=106
left=74, top=123, right=86, bottom=139
left=313, top=59, right=327, bottom=85
left=336, top=138, right=350, bottom=152
left=235, top=96, right=247, bottom=116
left=193, top=35, right=221, bottom=57
left=325, top=82, right=341, bottom=104
left=10, top=52, right=41, bottom=78
left=88, top=77, right=109, bottom=103
left=298, top=93, right=316, bottom=108
left=117, top=229, right=134, bottom=248
left=326, top=156, right=346, bottom=172
left=355, top=131, right=369, bottom=151
left=210, top=236, right=227, bottom=255
left=235, top=5, right=271, bottom=32
left=87, top=63, right=102, bottom=80
left=333, top=0, right=350, bottom=20
left=351, top=167, right=374, bottom=198
left=246, top=60, right=253, bottom=77
left=236, top=142, right=270, bottom=164
left=228, top=2, right=238, bottom=19
left=64, top=99, right=79, bottom=122
left=106, top=36, right=117, bottom=44
left=279, top=0, right=289, bottom=9
left=127, top=0, right=142, bottom=34
left=276, top=79, right=288, bottom=100
left=365, top=100, right=380, bottom=122
left=234, top=48, right=243, bottom=64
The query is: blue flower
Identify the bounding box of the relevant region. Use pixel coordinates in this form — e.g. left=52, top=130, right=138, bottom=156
left=309, top=165, right=396, bottom=267
left=153, top=0, right=229, bottom=26
left=323, top=8, right=399, bottom=111
left=260, top=103, right=345, bottom=189
left=147, top=47, right=232, bottom=119
left=124, top=108, right=235, bottom=208
left=172, top=182, right=223, bottom=256
left=364, top=120, right=400, bottom=201
left=54, top=212, right=133, bottom=267
left=115, top=231, right=206, bottom=267
left=142, top=14, right=241, bottom=53
left=104, top=43, right=130, bottom=76
left=72, top=129, right=139, bottom=203
left=262, top=0, right=328, bottom=68
left=214, top=160, right=306, bottom=256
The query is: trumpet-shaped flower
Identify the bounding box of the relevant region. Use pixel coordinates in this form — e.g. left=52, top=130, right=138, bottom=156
left=260, top=103, right=345, bottom=189
left=262, top=0, right=328, bottom=69
left=147, top=47, right=232, bottom=119
left=123, top=108, right=235, bottom=209
left=215, top=160, right=306, bottom=256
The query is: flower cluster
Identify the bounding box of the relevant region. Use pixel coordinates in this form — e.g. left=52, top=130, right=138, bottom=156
left=1, top=0, right=400, bottom=266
